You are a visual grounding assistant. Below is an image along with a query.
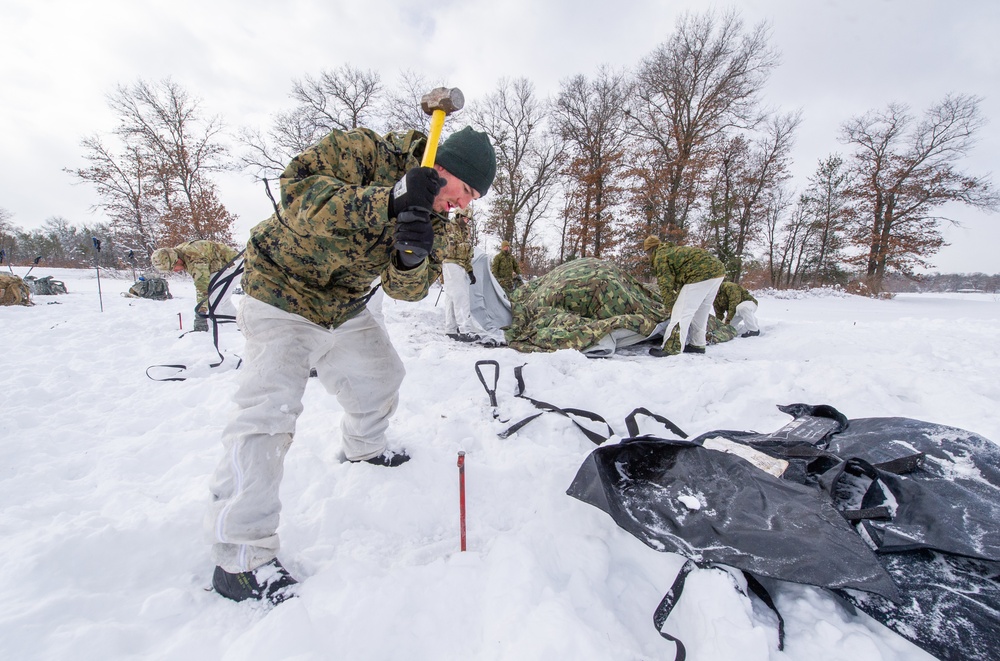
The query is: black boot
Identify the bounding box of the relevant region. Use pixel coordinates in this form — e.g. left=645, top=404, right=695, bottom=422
left=213, top=558, right=298, bottom=605
left=352, top=449, right=410, bottom=467
left=682, top=344, right=706, bottom=354
left=447, top=332, right=481, bottom=343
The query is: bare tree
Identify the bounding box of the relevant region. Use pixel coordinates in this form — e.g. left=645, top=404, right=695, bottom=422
left=236, top=107, right=326, bottom=181
left=841, top=94, right=999, bottom=294
left=237, top=65, right=386, bottom=182
left=700, top=110, right=799, bottom=281
left=553, top=67, right=632, bottom=259
left=763, top=188, right=796, bottom=286
left=630, top=9, right=779, bottom=240
left=107, top=79, right=235, bottom=246
left=383, top=69, right=445, bottom=135
left=291, top=65, right=383, bottom=132
left=469, top=78, right=565, bottom=267
left=67, top=136, right=161, bottom=256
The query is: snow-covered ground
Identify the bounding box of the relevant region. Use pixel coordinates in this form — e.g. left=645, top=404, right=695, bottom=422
left=2, top=268, right=998, bottom=661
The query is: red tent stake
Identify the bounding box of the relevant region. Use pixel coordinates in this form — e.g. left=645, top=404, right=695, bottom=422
left=457, top=451, right=467, bottom=552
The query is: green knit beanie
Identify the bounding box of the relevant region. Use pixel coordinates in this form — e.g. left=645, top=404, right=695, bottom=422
left=435, top=126, right=497, bottom=196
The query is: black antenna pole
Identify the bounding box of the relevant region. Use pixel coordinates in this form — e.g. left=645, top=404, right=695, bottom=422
left=92, top=237, right=104, bottom=312
left=23, top=255, right=42, bottom=279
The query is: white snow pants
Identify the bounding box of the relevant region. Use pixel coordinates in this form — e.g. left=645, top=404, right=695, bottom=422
left=206, top=296, right=404, bottom=572
left=442, top=261, right=483, bottom=336
left=733, top=300, right=760, bottom=334
left=366, top=280, right=386, bottom=330
left=661, top=276, right=725, bottom=350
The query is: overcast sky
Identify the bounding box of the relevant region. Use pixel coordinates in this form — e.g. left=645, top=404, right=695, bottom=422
left=2, top=0, right=998, bottom=273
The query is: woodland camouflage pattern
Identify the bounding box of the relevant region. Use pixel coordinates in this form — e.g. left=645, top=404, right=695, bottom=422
left=491, top=249, right=521, bottom=293
left=714, top=281, right=758, bottom=324
left=242, top=128, right=446, bottom=328
left=504, top=258, right=668, bottom=353
left=24, top=275, right=68, bottom=296
left=650, top=243, right=726, bottom=310
left=706, top=315, right=739, bottom=344
left=442, top=212, right=473, bottom=271
left=0, top=273, right=31, bottom=306
left=171, top=240, right=239, bottom=309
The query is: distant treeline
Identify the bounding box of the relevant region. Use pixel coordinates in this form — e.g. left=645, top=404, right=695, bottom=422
left=0, top=218, right=127, bottom=269
left=881, top=272, right=1000, bottom=293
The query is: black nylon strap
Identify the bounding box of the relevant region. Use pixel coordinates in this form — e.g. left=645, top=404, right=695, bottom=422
left=652, top=559, right=696, bottom=661
left=624, top=407, right=688, bottom=439
left=474, top=360, right=500, bottom=408
left=195, top=251, right=245, bottom=368
left=874, top=452, right=924, bottom=475
left=497, top=365, right=614, bottom=445
left=147, top=251, right=245, bottom=381
left=742, top=572, right=785, bottom=651
left=842, top=506, right=893, bottom=521
left=474, top=360, right=509, bottom=422
left=145, top=364, right=189, bottom=382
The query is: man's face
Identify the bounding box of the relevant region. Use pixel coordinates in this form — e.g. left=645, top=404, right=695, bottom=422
left=433, top=165, right=479, bottom=214
left=172, top=259, right=185, bottom=273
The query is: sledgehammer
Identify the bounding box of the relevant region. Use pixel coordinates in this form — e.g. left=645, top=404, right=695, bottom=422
left=398, top=87, right=465, bottom=265
left=420, top=87, right=465, bottom=168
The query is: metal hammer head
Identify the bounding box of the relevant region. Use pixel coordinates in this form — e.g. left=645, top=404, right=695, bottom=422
left=421, top=87, right=465, bottom=115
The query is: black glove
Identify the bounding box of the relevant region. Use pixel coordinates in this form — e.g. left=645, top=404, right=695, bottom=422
left=388, top=167, right=442, bottom=219
left=468, top=271, right=476, bottom=285
left=394, top=209, right=434, bottom=268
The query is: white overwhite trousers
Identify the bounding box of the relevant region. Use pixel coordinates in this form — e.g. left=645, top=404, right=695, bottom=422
left=733, top=300, right=760, bottom=334
left=661, top=276, right=725, bottom=349
left=206, top=296, right=404, bottom=572
left=442, top=261, right=483, bottom=335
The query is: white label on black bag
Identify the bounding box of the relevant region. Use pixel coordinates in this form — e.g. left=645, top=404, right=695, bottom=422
left=703, top=437, right=789, bottom=477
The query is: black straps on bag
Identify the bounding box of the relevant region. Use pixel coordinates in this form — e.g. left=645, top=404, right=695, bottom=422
left=474, top=360, right=506, bottom=422
left=653, top=559, right=697, bottom=661
left=478, top=365, right=688, bottom=446
left=147, top=250, right=245, bottom=382
left=497, top=364, right=615, bottom=445
left=624, top=407, right=689, bottom=440
left=653, top=561, right=785, bottom=661
left=472, top=360, right=789, bottom=655
left=742, top=571, right=785, bottom=651
left=195, top=250, right=245, bottom=368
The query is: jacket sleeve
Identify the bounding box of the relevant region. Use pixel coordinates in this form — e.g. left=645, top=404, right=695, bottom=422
left=281, top=129, right=438, bottom=301
left=177, top=244, right=213, bottom=300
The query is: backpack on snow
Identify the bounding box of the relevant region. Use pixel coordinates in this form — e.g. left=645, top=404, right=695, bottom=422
left=127, top=276, right=172, bottom=300
left=0, top=273, right=32, bottom=306
left=24, top=275, right=68, bottom=295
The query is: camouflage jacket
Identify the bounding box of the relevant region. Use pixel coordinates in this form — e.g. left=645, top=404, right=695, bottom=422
left=442, top=216, right=473, bottom=271
left=242, top=128, right=445, bottom=328
left=714, top=281, right=758, bottom=324
left=491, top=251, right=520, bottom=290
left=650, top=244, right=726, bottom=310
left=175, top=240, right=239, bottom=302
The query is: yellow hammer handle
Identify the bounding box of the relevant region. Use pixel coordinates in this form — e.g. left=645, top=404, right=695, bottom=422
left=421, top=109, right=446, bottom=168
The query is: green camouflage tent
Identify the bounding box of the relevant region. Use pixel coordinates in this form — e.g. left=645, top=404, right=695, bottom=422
left=503, top=257, right=738, bottom=356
